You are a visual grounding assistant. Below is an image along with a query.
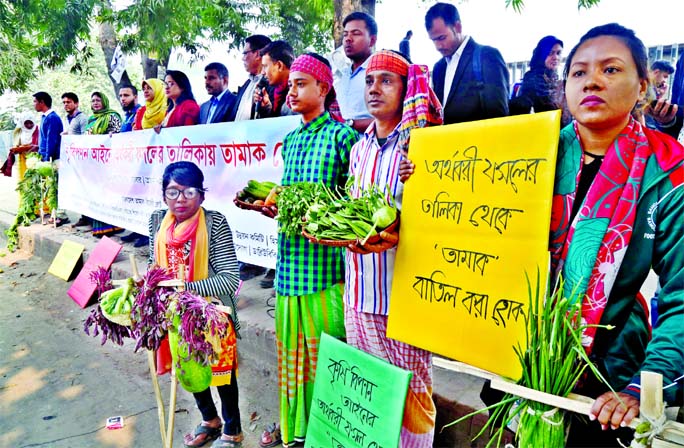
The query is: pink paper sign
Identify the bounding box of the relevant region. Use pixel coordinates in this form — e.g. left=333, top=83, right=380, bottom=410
left=67, top=236, right=123, bottom=308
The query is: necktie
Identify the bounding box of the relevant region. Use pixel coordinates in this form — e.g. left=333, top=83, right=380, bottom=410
left=208, top=96, right=219, bottom=122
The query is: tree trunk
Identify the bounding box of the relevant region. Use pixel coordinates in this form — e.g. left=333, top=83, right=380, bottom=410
left=97, top=20, right=131, bottom=100
left=141, top=51, right=170, bottom=80
left=332, top=0, right=375, bottom=48
left=141, top=49, right=171, bottom=80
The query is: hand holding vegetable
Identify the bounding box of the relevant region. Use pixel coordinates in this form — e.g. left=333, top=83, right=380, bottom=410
left=399, top=150, right=415, bottom=183
left=590, top=391, right=640, bottom=430
left=261, top=205, right=278, bottom=219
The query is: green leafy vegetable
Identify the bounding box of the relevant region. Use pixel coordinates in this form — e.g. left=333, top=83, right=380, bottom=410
left=443, top=272, right=615, bottom=448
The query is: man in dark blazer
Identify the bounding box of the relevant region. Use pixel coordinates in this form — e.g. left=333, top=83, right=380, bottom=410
left=425, top=2, right=509, bottom=125
left=199, top=62, right=237, bottom=124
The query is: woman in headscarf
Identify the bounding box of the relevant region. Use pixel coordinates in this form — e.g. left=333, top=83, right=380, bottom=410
left=157, top=70, right=200, bottom=130
left=85, top=92, right=122, bottom=135
left=513, top=36, right=571, bottom=126
left=348, top=49, right=443, bottom=447
left=2, top=112, right=39, bottom=178
left=133, top=78, right=168, bottom=130
left=148, top=162, right=243, bottom=448
left=84, top=91, right=123, bottom=236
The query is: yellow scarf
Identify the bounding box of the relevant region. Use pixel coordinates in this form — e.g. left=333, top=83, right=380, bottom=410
left=154, top=208, right=208, bottom=282
left=141, top=78, right=168, bottom=129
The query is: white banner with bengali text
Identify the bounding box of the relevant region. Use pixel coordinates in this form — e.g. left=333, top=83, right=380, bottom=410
left=58, top=116, right=301, bottom=269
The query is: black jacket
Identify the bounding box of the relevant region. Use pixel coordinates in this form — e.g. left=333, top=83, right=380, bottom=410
left=199, top=90, right=238, bottom=124
left=235, top=78, right=257, bottom=120
left=432, top=38, right=510, bottom=125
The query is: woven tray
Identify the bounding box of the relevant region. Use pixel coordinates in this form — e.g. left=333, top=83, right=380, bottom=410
left=234, top=192, right=266, bottom=211
left=302, top=228, right=357, bottom=247
left=301, top=216, right=399, bottom=247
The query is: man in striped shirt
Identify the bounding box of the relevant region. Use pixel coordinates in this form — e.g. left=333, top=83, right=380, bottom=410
left=344, top=50, right=442, bottom=448
left=267, top=53, right=358, bottom=448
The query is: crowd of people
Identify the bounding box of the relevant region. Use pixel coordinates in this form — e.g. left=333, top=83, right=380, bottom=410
left=6, top=3, right=683, bottom=448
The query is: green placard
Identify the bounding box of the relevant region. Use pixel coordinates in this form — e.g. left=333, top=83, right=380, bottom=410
left=305, top=333, right=411, bottom=448
left=48, top=240, right=85, bottom=281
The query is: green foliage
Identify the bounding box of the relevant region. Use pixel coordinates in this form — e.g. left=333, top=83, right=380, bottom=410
left=505, top=0, right=602, bottom=12
left=0, top=112, right=15, bottom=131
left=7, top=36, right=140, bottom=118
left=0, top=0, right=99, bottom=93
left=102, top=0, right=254, bottom=65
left=4, top=156, right=57, bottom=252
left=260, top=0, right=334, bottom=54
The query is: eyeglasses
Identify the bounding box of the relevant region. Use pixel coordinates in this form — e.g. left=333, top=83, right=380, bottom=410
left=164, top=187, right=203, bottom=200
left=242, top=49, right=258, bottom=55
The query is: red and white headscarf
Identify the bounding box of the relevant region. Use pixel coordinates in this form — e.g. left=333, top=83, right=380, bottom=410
left=367, top=50, right=443, bottom=152
left=289, top=54, right=344, bottom=122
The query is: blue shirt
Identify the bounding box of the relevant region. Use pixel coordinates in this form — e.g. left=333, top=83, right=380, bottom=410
left=334, top=57, right=372, bottom=121
left=39, top=110, right=64, bottom=161
left=120, top=104, right=141, bottom=133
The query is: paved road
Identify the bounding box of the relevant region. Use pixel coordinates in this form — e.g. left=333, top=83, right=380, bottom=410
left=0, top=255, right=278, bottom=448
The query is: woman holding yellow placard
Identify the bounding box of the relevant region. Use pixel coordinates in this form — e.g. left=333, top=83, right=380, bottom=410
left=550, top=24, right=683, bottom=446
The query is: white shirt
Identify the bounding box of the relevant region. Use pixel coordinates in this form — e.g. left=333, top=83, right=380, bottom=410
left=235, top=75, right=260, bottom=121
left=442, top=35, right=471, bottom=104
left=334, top=57, right=372, bottom=120
left=208, top=89, right=228, bottom=122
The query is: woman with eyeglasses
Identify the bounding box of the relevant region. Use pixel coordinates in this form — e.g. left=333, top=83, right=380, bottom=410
left=155, top=70, right=200, bottom=132
left=148, top=161, right=244, bottom=448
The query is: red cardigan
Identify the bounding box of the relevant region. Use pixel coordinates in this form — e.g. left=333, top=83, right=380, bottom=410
left=164, top=99, right=200, bottom=128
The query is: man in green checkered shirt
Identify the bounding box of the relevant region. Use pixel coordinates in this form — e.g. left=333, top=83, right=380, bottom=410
left=265, top=53, right=358, bottom=448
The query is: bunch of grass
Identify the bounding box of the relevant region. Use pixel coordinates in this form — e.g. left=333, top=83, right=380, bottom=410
left=445, top=271, right=613, bottom=447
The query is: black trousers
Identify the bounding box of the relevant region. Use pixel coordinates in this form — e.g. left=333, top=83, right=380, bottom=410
left=193, top=370, right=241, bottom=436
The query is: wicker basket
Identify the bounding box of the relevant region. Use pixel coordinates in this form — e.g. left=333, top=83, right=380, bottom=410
left=101, top=307, right=133, bottom=327
left=233, top=192, right=266, bottom=211
left=301, top=216, right=399, bottom=248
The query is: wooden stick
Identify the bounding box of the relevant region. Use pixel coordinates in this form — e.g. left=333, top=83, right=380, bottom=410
left=129, top=254, right=141, bottom=281
left=165, top=263, right=185, bottom=448
left=432, top=357, right=643, bottom=426
left=134, top=254, right=166, bottom=447
left=640, top=371, right=664, bottom=422
left=166, top=364, right=178, bottom=448
left=148, top=350, right=167, bottom=447
left=489, top=377, right=593, bottom=416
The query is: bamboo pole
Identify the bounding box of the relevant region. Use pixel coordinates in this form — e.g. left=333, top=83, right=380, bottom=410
left=148, top=350, right=167, bottom=448
left=130, top=254, right=167, bottom=447
left=165, top=263, right=185, bottom=448
left=166, top=364, right=178, bottom=448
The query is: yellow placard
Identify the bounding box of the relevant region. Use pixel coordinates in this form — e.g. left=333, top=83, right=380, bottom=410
left=387, top=111, right=560, bottom=380
left=48, top=240, right=85, bottom=281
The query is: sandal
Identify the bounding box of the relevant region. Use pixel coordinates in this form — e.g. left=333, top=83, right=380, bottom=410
left=46, top=216, right=69, bottom=227
left=259, top=423, right=282, bottom=448
left=212, top=433, right=244, bottom=448
left=184, top=424, right=222, bottom=448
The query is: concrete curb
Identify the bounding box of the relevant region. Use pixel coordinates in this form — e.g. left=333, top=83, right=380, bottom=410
left=0, top=211, right=499, bottom=446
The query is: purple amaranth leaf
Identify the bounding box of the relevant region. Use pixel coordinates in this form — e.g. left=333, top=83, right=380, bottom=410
left=173, top=290, right=230, bottom=366
left=83, top=306, right=132, bottom=346
left=130, top=267, right=175, bottom=352
left=89, top=266, right=113, bottom=297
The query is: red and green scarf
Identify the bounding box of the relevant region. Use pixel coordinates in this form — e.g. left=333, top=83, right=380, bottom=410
left=550, top=118, right=666, bottom=353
